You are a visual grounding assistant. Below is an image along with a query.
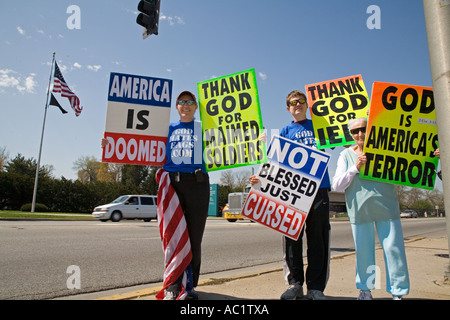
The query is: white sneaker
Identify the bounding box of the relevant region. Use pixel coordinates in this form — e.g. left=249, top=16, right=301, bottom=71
left=306, top=289, right=327, bottom=300
left=357, top=290, right=373, bottom=300
left=163, top=290, right=179, bottom=300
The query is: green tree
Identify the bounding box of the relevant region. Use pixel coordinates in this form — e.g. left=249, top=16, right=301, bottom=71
left=1, top=154, right=53, bottom=209
left=121, top=164, right=150, bottom=187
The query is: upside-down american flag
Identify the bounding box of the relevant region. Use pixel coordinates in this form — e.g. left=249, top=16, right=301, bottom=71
left=53, top=62, right=83, bottom=117
left=155, top=169, right=192, bottom=300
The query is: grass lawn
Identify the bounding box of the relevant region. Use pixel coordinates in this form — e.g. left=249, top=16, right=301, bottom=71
left=0, top=210, right=95, bottom=220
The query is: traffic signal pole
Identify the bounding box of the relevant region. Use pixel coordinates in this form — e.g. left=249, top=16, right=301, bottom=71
left=423, top=0, right=450, bottom=281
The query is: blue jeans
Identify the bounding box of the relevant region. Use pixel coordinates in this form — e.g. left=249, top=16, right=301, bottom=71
left=351, top=219, right=410, bottom=296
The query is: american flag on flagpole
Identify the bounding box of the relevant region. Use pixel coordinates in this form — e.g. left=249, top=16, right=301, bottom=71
left=155, top=169, right=192, bottom=300
left=53, top=62, right=83, bottom=117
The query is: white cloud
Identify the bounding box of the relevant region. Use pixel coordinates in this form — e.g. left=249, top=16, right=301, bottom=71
left=0, top=69, right=37, bottom=94
left=17, top=26, right=26, bottom=36
left=126, top=8, right=138, bottom=15
left=58, top=63, right=68, bottom=73
left=72, top=62, right=82, bottom=69
left=18, top=74, right=37, bottom=94
left=87, top=65, right=102, bottom=72
left=0, top=69, right=20, bottom=88
left=160, top=13, right=185, bottom=26
left=166, top=68, right=172, bottom=72
left=258, top=72, right=268, bottom=81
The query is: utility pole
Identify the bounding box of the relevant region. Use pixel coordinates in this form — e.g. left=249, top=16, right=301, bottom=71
left=423, top=0, right=450, bottom=281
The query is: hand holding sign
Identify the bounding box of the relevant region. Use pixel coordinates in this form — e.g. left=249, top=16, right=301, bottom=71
left=243, top=135, right=330, bottom=240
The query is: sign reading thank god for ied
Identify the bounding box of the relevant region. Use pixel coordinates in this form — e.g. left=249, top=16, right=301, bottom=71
left=305, top=74, right=370, bottom=149
left=197, top=69, right=267, bottom=172
left=243, top=135, right=330, bottom=240
left=361, top=81, right=439, bottom=190
left=102, top=72, right=173, bottom=166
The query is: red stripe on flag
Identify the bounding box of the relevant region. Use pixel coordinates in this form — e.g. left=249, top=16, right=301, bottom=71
left=155, top=169, right=192, bottom=300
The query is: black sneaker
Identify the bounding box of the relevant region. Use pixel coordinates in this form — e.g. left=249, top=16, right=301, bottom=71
left=186, top=289, right=199, bottom=300
left=280, top=283, right=304, bottom=300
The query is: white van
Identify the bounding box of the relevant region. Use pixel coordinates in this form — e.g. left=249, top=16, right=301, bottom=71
left=92, top=195, right=157, bottom=222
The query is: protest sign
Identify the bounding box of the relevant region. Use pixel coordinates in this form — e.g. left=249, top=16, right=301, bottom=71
left=305, top=75, right=370, bottom=149
left=361, top=81, right=439, bottom=190
left=197, top=69, right=267, bottom=172
left=242, top=135, right=330, bottom=240
left=102, top=72, right=172, bottom=166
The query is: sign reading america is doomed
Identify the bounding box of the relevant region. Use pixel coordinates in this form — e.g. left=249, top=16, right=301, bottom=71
left=197, top=69, right=267, bottom=172
left=102, top=72, right=172, bottom=166
left=361, top=81, right=439, bottom=190
left=243, top=136, right=330, bottom=240
left=305, top=74, right=370, bottom=149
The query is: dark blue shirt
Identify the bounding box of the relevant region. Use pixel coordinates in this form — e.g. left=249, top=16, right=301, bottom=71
left=163, top=120, right=206, bottom=173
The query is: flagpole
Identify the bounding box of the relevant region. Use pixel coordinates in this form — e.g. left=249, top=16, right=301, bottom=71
left=31, top=52, right=55, bottom=213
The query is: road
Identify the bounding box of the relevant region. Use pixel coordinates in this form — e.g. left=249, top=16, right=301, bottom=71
left=0, top=217, right=446, bottom=300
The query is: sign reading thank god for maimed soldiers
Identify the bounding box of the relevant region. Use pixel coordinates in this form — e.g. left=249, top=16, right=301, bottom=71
left=305, top=74, right=370, bottom=149
left=361, top=81, right=439, bottom=190
left=197, top=69, right=267, bottom=172
left=243, top=135, right=330, bottom=240
left=102, top=72, right=172, bottom=166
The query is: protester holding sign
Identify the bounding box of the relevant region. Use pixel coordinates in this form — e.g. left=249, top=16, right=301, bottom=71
left=332, top=117, right=410, bottom=300
left=101, top=90, right=208, bottom=300
left=280, top=90, right=331, bottom=300
left=251, top=90, right=331, bottom=300
left=161, top=90, right=210, bottom=300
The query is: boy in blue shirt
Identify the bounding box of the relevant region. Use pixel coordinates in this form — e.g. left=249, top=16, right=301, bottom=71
left=250, top=90, right=331, bottom=299
left=278, top=90, right=331, bottom=300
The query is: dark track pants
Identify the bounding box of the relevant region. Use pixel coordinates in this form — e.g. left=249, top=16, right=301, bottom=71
left=167, top=172, right=210, bottom=290
left=283, top=188, right=330, bottom=292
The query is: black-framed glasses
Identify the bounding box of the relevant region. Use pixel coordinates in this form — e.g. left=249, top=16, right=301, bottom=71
left=177, top=100, right=195, bottom=106
left=350, top=127, right=366, bottom=135
left=289, top=98, right=306, bottom=106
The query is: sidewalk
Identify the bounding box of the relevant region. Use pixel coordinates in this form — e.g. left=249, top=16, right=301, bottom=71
left=98, top=236, right=450, bottom=300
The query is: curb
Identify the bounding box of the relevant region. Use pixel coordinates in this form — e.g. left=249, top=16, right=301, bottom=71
left=95, top=238, right=429, bottom=300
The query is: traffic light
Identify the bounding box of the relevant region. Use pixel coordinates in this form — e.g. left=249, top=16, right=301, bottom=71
left=136, top=0, right=160, bottom=39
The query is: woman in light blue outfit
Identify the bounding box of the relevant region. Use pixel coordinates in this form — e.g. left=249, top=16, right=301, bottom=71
left=332, top=117, right=410, bottom=300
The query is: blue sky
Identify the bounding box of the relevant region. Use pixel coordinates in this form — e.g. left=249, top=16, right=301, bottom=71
left=0, top=0, right=442, bottom=190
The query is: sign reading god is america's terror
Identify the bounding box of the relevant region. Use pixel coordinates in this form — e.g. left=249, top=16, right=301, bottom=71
left=242, top=135, right=330, bottom=240
left=102, top=72, right=172, bottom=166
left=361, top=81, right=439, bottom=190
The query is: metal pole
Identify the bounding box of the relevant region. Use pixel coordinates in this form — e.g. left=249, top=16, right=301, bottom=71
left=31, top=52, right=55, bottom=213
left=423, top=0, right=450, bottom=280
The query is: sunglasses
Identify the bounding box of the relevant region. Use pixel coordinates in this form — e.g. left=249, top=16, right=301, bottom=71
left=350, top=127, right=366, bottom=135
left=289, top=98, right=306, bottom=106
left=177, top=100, right=196, bottom=106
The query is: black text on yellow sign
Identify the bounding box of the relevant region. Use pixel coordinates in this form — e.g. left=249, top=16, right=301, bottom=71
left=197, top=69, right=266, bottom=171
